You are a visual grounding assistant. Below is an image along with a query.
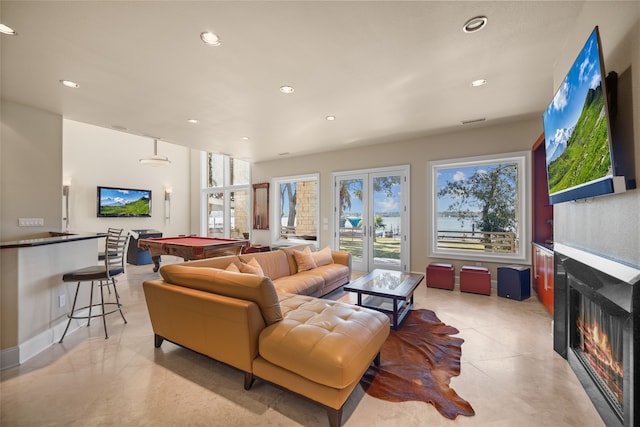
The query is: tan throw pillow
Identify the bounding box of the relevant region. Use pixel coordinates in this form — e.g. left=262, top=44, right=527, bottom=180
left=312, top=246, right=333, bottom=267
left=225, top=263, right=240, bottom=273
left=239, top=257, right=264, bottom=276
left=293, top=246, right=317, bottom=272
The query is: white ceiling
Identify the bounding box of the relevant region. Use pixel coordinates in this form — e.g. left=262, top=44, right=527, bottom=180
left=1, top=1, right=585, bottom=162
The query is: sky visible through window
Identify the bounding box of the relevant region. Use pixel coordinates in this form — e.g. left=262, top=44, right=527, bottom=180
left=436, top=165, right=516, bottom=211
left=340, top=181, right=401, bottom=216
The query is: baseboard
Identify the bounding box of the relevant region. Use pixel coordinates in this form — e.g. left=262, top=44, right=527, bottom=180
left=1, top=309, right=89, bottom=370
left=0, top=346, right=20, bottom=370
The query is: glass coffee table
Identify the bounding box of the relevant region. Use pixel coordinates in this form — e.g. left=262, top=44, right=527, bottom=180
left=344, top=269, right=425, bottom=329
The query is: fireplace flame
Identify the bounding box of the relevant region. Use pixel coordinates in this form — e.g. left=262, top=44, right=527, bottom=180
left=576, top=316, right=624, bottom=405
left=578, top=318, right=623, bottom=378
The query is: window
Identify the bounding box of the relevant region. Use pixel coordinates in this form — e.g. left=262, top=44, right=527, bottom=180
left=272, top=173, right=319, bottom=246
left=202, top=153, right=250, bottom=239
left=428, top=152, right=530, bottom=263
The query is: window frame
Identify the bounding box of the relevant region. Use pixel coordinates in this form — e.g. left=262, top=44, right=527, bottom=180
left=428, top=151, right=531, bottom=264
left=200, top=152, right=251, bottom=238
left=271, top=173, right=320, bottom=247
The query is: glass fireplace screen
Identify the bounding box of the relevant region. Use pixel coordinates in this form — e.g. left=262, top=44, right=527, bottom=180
left=575, top=293, right=624, bottom=410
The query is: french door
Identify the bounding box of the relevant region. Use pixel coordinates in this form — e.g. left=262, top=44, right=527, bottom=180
left=333, top=166, right=409, bottom=272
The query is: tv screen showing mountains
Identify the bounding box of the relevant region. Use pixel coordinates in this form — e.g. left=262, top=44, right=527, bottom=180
left=543, top=29, right=613, bottom=196
left=99, top=188, right=151, bottom=216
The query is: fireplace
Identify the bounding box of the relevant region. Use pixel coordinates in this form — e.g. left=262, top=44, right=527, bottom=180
left=553, top=243, right=640, bottom=427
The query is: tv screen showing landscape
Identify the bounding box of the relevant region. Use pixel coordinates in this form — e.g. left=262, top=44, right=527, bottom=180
left=542, top=26, right=614, bottom=204
left=97, top=186, right=151, bottom=217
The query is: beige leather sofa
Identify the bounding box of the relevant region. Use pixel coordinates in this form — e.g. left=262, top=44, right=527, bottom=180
left=171, top=244, right=352, bottom=297
left=143, top=246, right=390, bottom=427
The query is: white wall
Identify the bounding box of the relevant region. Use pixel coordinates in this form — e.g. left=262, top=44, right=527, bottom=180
left=253, top=116, right=543, bottom=275
left=63, top=120, right=192, bottom=239
left=1, top=101, right=63, bottom=241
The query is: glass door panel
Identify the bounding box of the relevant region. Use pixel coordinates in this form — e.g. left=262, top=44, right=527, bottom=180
left=337, top=176, right=367, bottom=272
left=207, top=192, right=224, bottom=237
left=372, top=173, right=402, bottom=269
left=230, top=190, right=249, bottom=239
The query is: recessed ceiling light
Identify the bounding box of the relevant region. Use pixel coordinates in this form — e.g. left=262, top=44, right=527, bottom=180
left=0, top=24, right=17, bottom=35
left=187, top=118, right=199, bottom=124
left=463, top=16, right=488, bottom=33
left=60, top=80, right=79, bottom=88
left=325, top=115, right=336, bottom=121
left=471, top=79, right=487, bottom=87
left=200, top=31, right=221, bottom=46
left=241, top=136, right=250, bottom=141
left=279, top=85, right=295, bottom=94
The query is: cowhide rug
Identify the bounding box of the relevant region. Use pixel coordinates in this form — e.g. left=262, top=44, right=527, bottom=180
left=360, top=309, right=475, bottom=419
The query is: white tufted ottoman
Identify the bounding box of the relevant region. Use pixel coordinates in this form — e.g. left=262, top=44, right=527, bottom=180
left=251, top=293, right=390, bottom=427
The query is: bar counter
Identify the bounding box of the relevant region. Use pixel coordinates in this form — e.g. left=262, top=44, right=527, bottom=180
left=0, top=231, right=106, bottom=249
left=1, top=231, right=106, bottom=369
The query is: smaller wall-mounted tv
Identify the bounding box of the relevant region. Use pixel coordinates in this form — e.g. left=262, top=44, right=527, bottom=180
left=97, top=186, right=152, bottom=217
left=542, top=26, right=622, bottom=204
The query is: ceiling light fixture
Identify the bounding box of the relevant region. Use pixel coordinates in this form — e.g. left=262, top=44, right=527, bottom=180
left=241, top=136, right=250, bottom=141
left=471, top=79, right=487, bottom=87
left=463, top=16, right=488, bottom=33
left=140, top=139, right=171, bottom=166
left=279, top=85, right=295, bottom=94
left=0, top=24, right=17, bottom=35
left=187, top=118, right=199, bottom=124
left=60, top=80, right=79, bottom=88
left=200, top=31, right=221, bottom=46
left=326, top=115, right=336, bottom=121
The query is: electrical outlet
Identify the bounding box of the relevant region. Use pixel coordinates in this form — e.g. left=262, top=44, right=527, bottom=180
left=18, top=218, right=44, bottom=227
left=59, top=294, right=66, bottom=308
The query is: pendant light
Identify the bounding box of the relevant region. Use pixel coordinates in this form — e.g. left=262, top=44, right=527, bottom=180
left=140, top=139, right=171, bottom=167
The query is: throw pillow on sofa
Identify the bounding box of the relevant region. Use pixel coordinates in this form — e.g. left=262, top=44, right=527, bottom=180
left=239, top=257, right=265, bottom=276
left=225, top=263, right=240, bottom=273
left=293, top=246, right=317, bottom=272
left=311, top=246, right=333, bottom=267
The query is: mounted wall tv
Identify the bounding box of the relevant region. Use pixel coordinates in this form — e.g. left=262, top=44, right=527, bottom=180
left=97, top=186, right=152, bottom=217
left=542, top=26, right=624, bottom=204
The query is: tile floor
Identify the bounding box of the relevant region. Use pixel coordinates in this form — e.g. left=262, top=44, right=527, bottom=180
left=1, top=260, right=605, bottom=426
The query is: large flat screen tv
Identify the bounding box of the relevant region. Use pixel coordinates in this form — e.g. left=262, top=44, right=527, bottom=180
left=97, top=186, right=152, bottom=217
left=542, top=26, right=618, bottom=204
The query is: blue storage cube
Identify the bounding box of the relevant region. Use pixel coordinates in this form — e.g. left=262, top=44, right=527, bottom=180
left=497, top=266, right=531, bottom=300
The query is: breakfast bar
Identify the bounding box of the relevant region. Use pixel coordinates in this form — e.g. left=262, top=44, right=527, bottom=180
left=1, top=232, right=105, bottom=369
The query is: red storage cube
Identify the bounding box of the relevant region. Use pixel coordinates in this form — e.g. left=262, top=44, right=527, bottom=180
left=426, top=263, right=455, bottom=290
left=460, top=265, right=491, bottom=295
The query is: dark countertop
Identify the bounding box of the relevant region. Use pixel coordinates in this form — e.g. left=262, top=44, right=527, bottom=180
left=0, top=232, right=106, bottom=249
left=532, top=241, right=554, bottom=253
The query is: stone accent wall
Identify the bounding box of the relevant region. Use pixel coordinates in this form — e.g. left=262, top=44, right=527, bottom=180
left=294, top=181, right=317, bottom=237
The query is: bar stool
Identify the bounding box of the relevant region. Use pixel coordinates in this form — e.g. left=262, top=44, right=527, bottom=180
left=59, top=228, right=129, bottom=342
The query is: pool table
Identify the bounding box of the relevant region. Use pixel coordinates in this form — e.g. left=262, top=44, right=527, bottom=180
left=137, top=236, right=249, bottom=272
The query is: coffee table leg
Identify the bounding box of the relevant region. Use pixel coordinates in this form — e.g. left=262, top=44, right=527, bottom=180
left=357, top=293, right=362, bottom=306
left=392, top=299, right=399, bottom=329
